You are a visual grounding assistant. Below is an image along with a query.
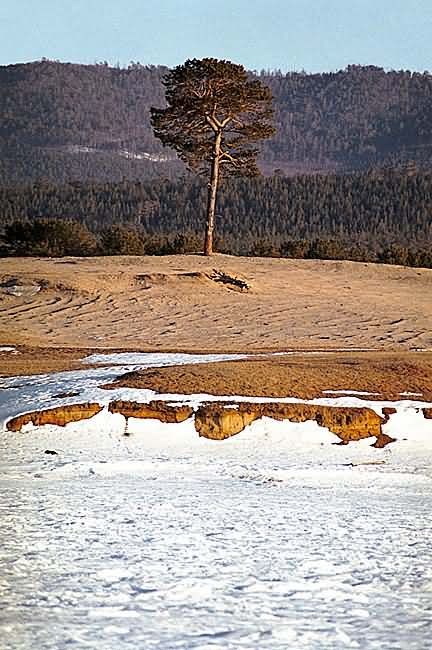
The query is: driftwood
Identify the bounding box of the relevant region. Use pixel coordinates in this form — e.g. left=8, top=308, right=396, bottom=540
left=210, top=269, right=249, bottom=291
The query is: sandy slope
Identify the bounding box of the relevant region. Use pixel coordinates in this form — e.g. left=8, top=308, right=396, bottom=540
left=1, top=255, right=431, bottom=355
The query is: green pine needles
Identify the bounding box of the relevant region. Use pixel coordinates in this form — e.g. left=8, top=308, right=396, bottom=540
left=151, top=58, right=275, bottom=255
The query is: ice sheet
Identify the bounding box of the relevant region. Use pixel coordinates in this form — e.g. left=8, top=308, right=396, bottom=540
left=1, top=351, right=432, bottom=649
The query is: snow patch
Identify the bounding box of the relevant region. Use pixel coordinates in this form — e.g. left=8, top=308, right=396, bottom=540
left=323, top=389, right=381, bottom=396
left=82, top=351, right=249, bottom=366
left=119, top=149, right=175, bottom=162
left=383, top=407, right=432, bottom=442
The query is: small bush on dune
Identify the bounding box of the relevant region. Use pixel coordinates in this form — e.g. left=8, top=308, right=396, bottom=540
left=143, top=233, right=202, bottom=255
left=280, top=239, right=311, bottom=259
left=99, top=224, right=145, bottom=255
left=2, top=219, right=98, bottom=256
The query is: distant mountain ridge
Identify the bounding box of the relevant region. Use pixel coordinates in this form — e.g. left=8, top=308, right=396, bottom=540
left=1, top=60, right=432, bottom=183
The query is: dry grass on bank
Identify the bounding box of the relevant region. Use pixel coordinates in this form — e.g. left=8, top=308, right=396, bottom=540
left=103, top=351, right=432, bottom=402
left=1, top=255, right=431, bottom=398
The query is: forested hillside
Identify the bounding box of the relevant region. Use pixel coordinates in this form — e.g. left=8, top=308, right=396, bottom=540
left=1, top=169, right=431, bottom=265
left=1, top=60, right=432, bottom=183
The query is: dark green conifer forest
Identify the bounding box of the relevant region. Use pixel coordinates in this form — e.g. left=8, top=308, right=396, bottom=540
left=1, top=171, right=431, bottom=266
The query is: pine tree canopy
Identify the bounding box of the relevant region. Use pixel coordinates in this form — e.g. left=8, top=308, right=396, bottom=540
left=150, top=58, right=275, bottom=177
left=151, top=58, right=275, bottom=254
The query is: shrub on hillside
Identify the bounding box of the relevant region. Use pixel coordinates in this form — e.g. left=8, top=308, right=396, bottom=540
left=377, top=244, right=410, bottom=266
left=1, top=219, right=97, bottom=256
left=280, top=239, right=311, bottom=259
left=379, top=244, right=432, bottom=268
left=99, top=224, right=145, bottom=255
left=143, top=233, right=202, bottom=255
left=306, top=238, right=346, bottom=260
left=407, top=248, right=432, bottom=268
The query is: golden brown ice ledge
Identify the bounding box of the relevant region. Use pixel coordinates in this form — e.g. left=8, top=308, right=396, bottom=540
left=6, top=403, right=104, bottom=431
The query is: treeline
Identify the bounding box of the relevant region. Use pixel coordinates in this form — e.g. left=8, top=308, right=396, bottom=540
left=0, top=168, right=431, bottom=266
left=0, top=168, right=431, bottom=245
left=1, top=61, right=432, bottom=183
left=0, top=220, right=198, bottom=257
left=2, top=219, right=431, bottom=269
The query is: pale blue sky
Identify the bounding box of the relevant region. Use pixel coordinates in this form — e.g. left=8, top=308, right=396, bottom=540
left=1, top=0, right=431, bottom=72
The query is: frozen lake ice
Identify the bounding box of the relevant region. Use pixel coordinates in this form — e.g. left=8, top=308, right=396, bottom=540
left=1, top=353, right=432, bottom=649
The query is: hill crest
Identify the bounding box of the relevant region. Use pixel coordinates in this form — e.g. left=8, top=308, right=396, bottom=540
left=1, top=60, right=432, bottom=183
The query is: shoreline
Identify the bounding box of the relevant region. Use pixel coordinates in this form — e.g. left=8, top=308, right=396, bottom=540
left=2, top=346, right=432, bottom=403
left=102, top=349, right=432, bottom=402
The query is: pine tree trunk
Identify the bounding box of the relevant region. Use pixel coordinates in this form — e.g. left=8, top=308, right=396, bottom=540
left=204, top=132, right=221, bottom=256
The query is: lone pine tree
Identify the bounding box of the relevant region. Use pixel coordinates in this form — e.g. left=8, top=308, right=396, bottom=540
left=151, top=58, right=275, bottom=255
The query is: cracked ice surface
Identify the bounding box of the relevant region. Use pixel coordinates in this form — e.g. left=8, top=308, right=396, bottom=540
left=1, top=354, right=432, bottom=649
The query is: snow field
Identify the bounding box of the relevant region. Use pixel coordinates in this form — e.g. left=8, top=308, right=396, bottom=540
left=1, top=352, right=432, bottom=649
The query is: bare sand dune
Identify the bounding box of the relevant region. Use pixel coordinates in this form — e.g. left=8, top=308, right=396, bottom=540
left=1, top=254, right=431, bottom=355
